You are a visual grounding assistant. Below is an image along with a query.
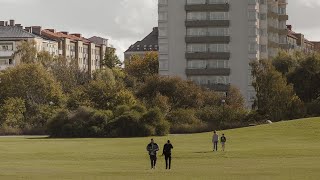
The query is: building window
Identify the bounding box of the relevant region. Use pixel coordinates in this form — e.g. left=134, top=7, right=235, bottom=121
left=260, top=13, right=267, bottom=20
left=187, top=60, right=229, bottom=69
left=187, top=27, right=229, bottom=36
left=209, top=12, right=229, bottom=20
left=278, top=7, right=286, bottom=15
left=208, top=44, right=229, bottom=52
left=159, top=60, right=169, bottom=70
left=159, top=0, right=168, bottom=5
left=187, top=44, right=207, bottom=53
left=189, top=76, right=230, bottom=85
left=260, top=45, right=267, bottom=52
left=159, top=27, right=168, bottom=37
left=208, top=28, right=229, bottom=36
left=187, top=44, right=229, bottom=53
left=208, top=0, right=229, bottom=4
left=159, top=44, right=169, bottom=53
left=187, top=0, right=229, bottom=4
left=248, top=11, right=258, bottom=20
left=187, top=28, right=207, bottom=36
left=187, top=0, right=206, bottom=4
left=187, top=12, right=207, bottom=21
left=159, top=12, right=168, bottom=21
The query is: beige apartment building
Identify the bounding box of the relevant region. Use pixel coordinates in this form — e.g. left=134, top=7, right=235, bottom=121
left=158, top=0, right=288, bottom=107
left=284, top=25, right=315, bottom=54
left=0, top=20, right=58, bottom=71
left=0, top=20, right=109, bottom=75
left=29, top=27, right=108, bottom=74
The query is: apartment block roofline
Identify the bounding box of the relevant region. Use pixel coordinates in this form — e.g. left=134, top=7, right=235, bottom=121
left=0, top=20, right=108, bottom=46
left=287, top=25, right=314, bottom=45
left=125, top=27, right=158, bottom=53
left=0, top=26, right=37, bottom=39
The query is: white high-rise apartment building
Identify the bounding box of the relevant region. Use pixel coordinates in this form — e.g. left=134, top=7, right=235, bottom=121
left=158, top=0, right=288, bottom=107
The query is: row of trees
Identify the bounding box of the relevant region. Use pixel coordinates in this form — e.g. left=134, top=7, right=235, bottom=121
left=0, top=41, right=247, bottom=137
left=251, top=50, right=320, bottom=121
left=6, top=42, right=319, bottom=137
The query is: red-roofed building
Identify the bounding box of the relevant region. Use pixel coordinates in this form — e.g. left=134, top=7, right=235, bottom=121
left=26, top=25, right=109, bottom=74
left=286, top=25, right=314, bottom=54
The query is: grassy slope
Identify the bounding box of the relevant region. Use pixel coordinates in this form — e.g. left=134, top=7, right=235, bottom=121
left=0, top=118, right=319, bottom=180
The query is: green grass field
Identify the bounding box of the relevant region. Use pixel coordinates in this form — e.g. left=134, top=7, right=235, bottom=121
left=0, top=118, right=319, bottom=180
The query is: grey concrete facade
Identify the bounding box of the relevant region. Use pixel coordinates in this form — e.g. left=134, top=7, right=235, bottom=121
left=158, top=0, right=288, bottom=107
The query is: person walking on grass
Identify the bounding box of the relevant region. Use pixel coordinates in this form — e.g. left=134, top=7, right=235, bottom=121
left=212, top=131, right=219, bottom=151
left=221, top=134, right=227, bottom=151
left=146, top=139, right=159, bottom=169
left=162, top=140, right=174, bottom=170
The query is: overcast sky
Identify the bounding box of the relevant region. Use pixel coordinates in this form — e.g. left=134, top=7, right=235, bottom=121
left=0, top=0, right=319, bottom=60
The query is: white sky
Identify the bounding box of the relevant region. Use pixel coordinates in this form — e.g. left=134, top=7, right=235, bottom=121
left=0, top=0, right=319, bottom=60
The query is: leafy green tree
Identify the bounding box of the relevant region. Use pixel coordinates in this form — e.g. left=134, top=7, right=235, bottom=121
left=13, top=40, right=37, bottom=64
left=226, top=86, right=245, bottom=109
left=49, top=57, right=91, bottom=93
left=37, top=51, right=55, bottom=68
left=66, top=87, right=92, bottom=110
left=288, top=54, right=320, bottom=103
left=0, top=98, right=26, bottom=128
left=272, top=50, right=297, bottom=76
left=84, top=79, right=137, bottom=110
left=167, top=108, right=206, bottom=133
left=137, top=76, right=214, bottom=109
left=0, top=63, right=65, bottom=106
left=101, top=47, right=122, bottom=69
left=251, top=60, right=305, bottom=121
left=125, top=52, right=159, bottom=82
left=92, top=68, right=116, bottom=86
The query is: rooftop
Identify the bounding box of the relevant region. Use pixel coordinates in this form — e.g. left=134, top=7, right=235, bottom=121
left=0, top=26, right=36, bottom=39
left=125, top=27, right=158, bottom=52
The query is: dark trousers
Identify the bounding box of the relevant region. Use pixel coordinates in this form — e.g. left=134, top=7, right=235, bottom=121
left=164, top=154, right=172, bottom=169
left=213, top=141, right=218, bottom=151
left=150, top=155, right=157, bottom=169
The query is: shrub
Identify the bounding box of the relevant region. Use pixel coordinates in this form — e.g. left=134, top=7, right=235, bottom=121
left=141, top=108, right=170, bottom=136
left=47, top=107, right=112, bottom=138
left=0, top=97, right=26, bottom=129
left=108, top=111, right=145, bottom=137
left=113, top=105, right=131, bottom=117
left=47, top=110, right=70, bottom=137
left=167, top=109, right=207, bottom=134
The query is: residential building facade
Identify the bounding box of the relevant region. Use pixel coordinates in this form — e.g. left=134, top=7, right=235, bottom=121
left=0, top=20, right=59, bottom=71
left=0, top=20, right=109, bottom=75
left=124, top=27, right=159, bottom=62
left=283, top=25, right=315, bottom=53
left=158, top=0, right=288, bottom=107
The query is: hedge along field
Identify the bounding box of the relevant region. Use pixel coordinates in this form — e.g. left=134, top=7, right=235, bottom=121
left=0, top=118, right=319, bottom=180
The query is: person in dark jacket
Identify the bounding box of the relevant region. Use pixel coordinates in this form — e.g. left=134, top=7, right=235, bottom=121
left=146, top=139, right=159, bottom=169
left=221, top=134, right=227, bottom=151
left=162, top=140, right=174, bottom=169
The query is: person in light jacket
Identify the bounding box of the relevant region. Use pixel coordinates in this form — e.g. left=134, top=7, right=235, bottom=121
left=212, top=131, right=219, bottom=151
left=146, top=139, right=159, bottom=169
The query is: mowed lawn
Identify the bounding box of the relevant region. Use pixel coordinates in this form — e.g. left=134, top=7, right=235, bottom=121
left=0, top=118, right=320, bottom=180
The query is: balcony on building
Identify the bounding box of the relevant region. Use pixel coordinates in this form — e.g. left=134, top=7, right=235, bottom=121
left=185, top=36, right=230, bottom=43
left=185, top=20, right=229, bottom=27
left=186, top=68, right=230, bottom=76
left=278, top=0, right=288, bottom=5
left=205, top=83, right=230, bottom=92
left=186, top=52, right=230, bottom=59
left=278, top=14, right=289, bottom=21
left=0, top=50, right=14, bottom=57
left=185, top=1, right=229, bottom=12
